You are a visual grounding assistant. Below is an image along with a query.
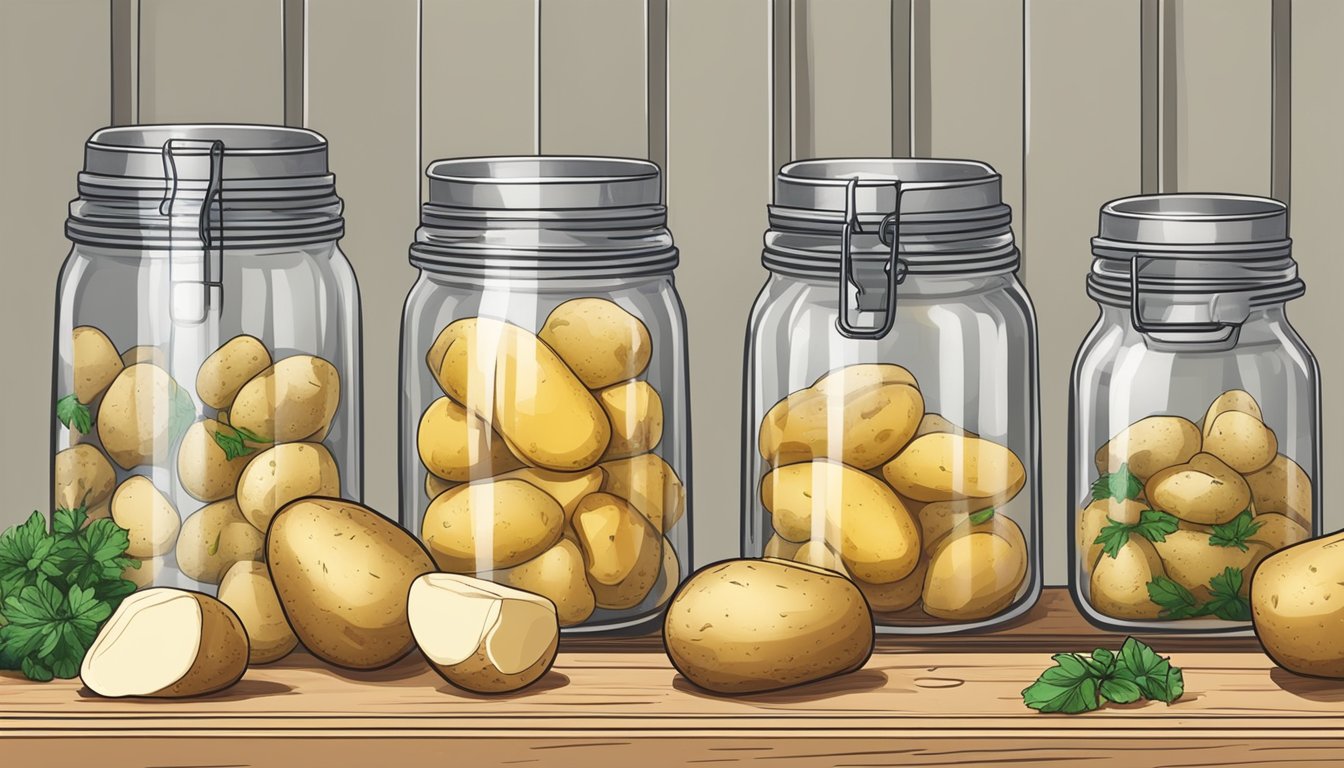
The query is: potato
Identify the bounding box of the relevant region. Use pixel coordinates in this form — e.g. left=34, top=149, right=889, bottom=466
left=230, top=355, right=340, bottom=443
left=649, top=538, right=682, bottom=608
left=663, top=558, right=873, bottom=694
left=216, top=409, right=230, bottom=426
left=881, top=432, right=1026, bottom=507
left=81, top=588, right=248, bottom=698
left=915, top=413, right=977, bottom=439
left=792, top=540, right=850, bottom=576
left=234, top=442, right=341, bottom=533
left=857, top=559, right=926, bottom=613
left=176, top=499, right=265, bottom=584
left=1151, top=529, right=1265, bottom=601
left=573, top=493, right=662, bottom=609
left=110, top=476, right=181, bottom=558
left=121, top=556, right=161, bottom=589
left=1202, top=389, right=1263, bottom=435
left=1077, top=498, right=1146, bottom=573
left=812, top=363, right=918, bottom=395
left=761, top=461, right=920, bottom=584
left=98, top=363, right=176, bottom=469
left=194, top=335, right=272, bottom=410
left=759, top=383, right=923, bottom=469
left=54, top=444, right=117, bottom=510
left=176, top=419, right=252, bottom=502
left=1089, top=536, right=1164, bottom=619
left=1245, top=454, right=1313, bottom=529
left=217, top=561, right=298, bottom=665
left=922, top=519, right=1028, bottom=620
left=1145, top=453, right=1251, bottom=525
left=538, top=298, right=652, bottom=389
left=496, top=466, right=604, bottom=519
left=120, top=345, right=165, bottom=367
left=426, top=317, right=478, bottom=384
left=438, top=318, right=611, bottom=470
left=499, top=538, right=596, bottom=627
left=417, top=397, right=523, bottom=482
left=600, top=453, right=686, bottom=532
left=268, top=498, right=435, bottom=669
left=425, top=472, right=458, bottom=500
left=72, top=325, right=124, bottom=404
left=1248, top=512, right=1310, bottom=551
left=1252, top=532, right=1344, bottom=677
left=1095, top=415, right=1201, bottom=481
left=409, top=573, right=559, bottom=694
left=421, top=479, right=564, bottom=572
left=597, top=380, right=664, bottom=460
left=1203, top=410, right=1277, bottom=474
left=763, top=534, right=802, bottom=559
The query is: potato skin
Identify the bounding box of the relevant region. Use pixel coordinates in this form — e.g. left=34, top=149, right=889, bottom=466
left=1245, top=454, right=1313, bottom=529
left=72, top=325, right=124, bottom=404
left=54, top=444, right=117, bottom=511
left=922, top=518, right=1028, bottom=620
left=158, top=592, right=250, bottom=698
left=421, top=479, right=564, bottom=573
left=759, top=383, right=923, bottom=470
left=1202, top=389, right=1263, bottom=436
left=217, top=561, right=298, bottom=665
left=176, top=419, right=252, bottom=502
left=268, top=498, right=436, bottom=670
left=1252, top=532, right=1344, bottom=677
left=856, top=558, right=926, bottom=613
left=230, top=355, right=341, bottom=443
left=573, top=493, right=662, bottom=609
left=176, top=499, right=265, bottom=584
left=110, top=476, right=181, bottom=558
left=500, top=539, right=597, bottom=627
left=1203, top=410, right=1277, bottom=474
left=1145, top=453, right=1251, bottom=525
left=1151, top=529, right=1265, bottom=601
left=196, top=335, right=272, bottom=410
left=1077, top=498, right=1146, bottom=574
left=235, top=442, right=341, bottom=533
left=1248, top=513, right=1309, bottom=551
left=1090, top=537, right=1164, bottom=620
left=98, top=364, right=177, bottom=470
left=600, top=454, right=686, bottom=533
left=812, top=363, right=918, bottom=395
left=1095, top=415, right=1201, bottom=481
left=663, top=558, right=874, bottom=695
left=417, top=396, right=523, bottom=482
left=597, top=380, right=664, bottom=460
left=881, top=432, right=1026, bottom=506
left=538, top=298, right=652, bottom=389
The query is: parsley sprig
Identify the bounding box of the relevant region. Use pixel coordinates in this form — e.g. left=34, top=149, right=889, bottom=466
left=1094, top=509, right=1180, bottom=559
left=1090, top=464, right=1143, bottom=504
left=1208, top=510, right=1262, bottom=552
left=969, top=507, right=996, bottom=525
left=1147, top=567, right=1250, bottom=621
left=211, top=423, right=272, bottom=460
left=55, top=394, right=93, bottom=435
left=1022, top=637, right=1184, bottom=714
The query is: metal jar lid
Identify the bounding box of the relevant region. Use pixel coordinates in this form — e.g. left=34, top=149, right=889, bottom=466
left=1088, top=194, right=1303, bottom=341
left=410, top=156, right=678, bottom=280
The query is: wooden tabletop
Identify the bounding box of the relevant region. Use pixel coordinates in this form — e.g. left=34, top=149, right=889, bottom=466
left=2, top=588, right=1340, bottom=768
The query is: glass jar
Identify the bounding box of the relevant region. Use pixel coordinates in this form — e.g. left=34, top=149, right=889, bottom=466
left=399, top=156, right=691, bottom=636
left=1070, top=194, right=1319, bottom=633
left=742, top=158, right=1041, bottom=633
left=53, top=125, right=361, bottom=593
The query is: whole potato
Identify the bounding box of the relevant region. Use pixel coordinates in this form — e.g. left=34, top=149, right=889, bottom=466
left=881, top=432, right=1026, bottom=506
left=915, top=413, right=977, bottom=439
left=1203, top=410, right=1277, bottom=474
left=812, top=363, right=918, bottom=395
left=230, top=355, right=341, bottom=443
left=1252, top=532, right=1344, bottom=677
left=54, top=444, right=117, bottom=511
left=499, top=538, right=596, bottom=627
left=761, top=460, right=920, bottom=584
left=538, top=298, right=652, bottom=389
left=426, top=317, right=478, bottom=384
left=196, top=335, right=272, bottom=410
left=1245, top=454, right=1313, bottom=529
left=421, top=478, right=564, bottom=572
left=573, top=493, right=662, bottom=609
left=600, top=453, right=686, bottom=532
left=417, top=396, right=523, bottom=482
left=267, top=498, right=436, bottom=670
left=496, top=466, right=604, bottom=519
left=1077, top=498, right=1146, bottom=574
left=923, top=527, right=1027, bottom=621
left=72, top=326, right=124, bottom=404
left=1249, top=512, right=1310, bottom=551
left=1151, top=529, right=1265, bottom=601
left=1094, top=415, right=1201, bottom=481
left=663, top=558, right=873, bottom=694
left=98, top=363, right=176, bottom=470
left=1089, top=536, right=1164, bottom=619
left=438, top=318, right=611, bottom=470
left=1202, top=389, right=1263, bottom=434
left=1146, top=453, right=1251, bottom=525
left=235, top=442, right=341, bottom=533
left=648, top=538, right=683, bottom=609
left=217, top=561, right=298, bottom=665
left=176, top=419, right=252, bottom=502
left=176, top=499, right=265, bottom=584
left=425, top=472, right=458, bottom=500
left=110, top=476, right=181, bottom=558
left=597, top=380, right=664, bottom=460
left=857, top=559, right=927, bottom=613
left=759, top=383, right=923, bottom=469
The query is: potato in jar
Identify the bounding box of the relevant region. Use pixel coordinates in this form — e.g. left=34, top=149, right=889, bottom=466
left=54, top=444, right=117, bottom=511
left=176, top=499, right=265, bottom=584
left=1245, top=454, right=1312, bottom=530
left=234, top=442, right=341, bottom=533
left=176, top=419, right=253, bottom=502
left=421, top=478, right=565, bottom=573
left=97, top=363, right=178, bottom=470
left=922, top=520, right=1028, bottom=621
left=597, top=380, right=664, bottom=460
left=914, top=413, right=977, bottom=439
left=426, top=317, right=478, bottom=383
left=71, top=326, right=124, bottom=404
left=418, top=397, right=523, bottom=482
left=759, top=382, right=923, bottom=470
left=1145, top=453, right=1251, bottom=526
left=1094, top=415, right=1201, bottom=481
left=110, top=476, right=181, bottom=558
left=856, top=558, right=927, bottom=613
left=881, top=432, right=1026, bottom=507
left=498, top=538, right=596, bottom=627
left=600, top=453, right=685, bottom=533
left=1248, top=512, right=1310, bottom=551
left=1201, top=389, right=1264, bottom=435
left=572, top=493, right=662, bottom=610
left=1203, top=409, right=1277, bottom=474
left=425, top=472, right=458, bottom=500
left=229, top=355, right=340, bottom=444
left=538, top=298, right=652, bottom=390
left=1077, top=497, right=1146, bottom=574
left=120, top=345, right=166, bottom=368
left=495, top=466, right=604, bottom=519
left=195, top=335, right=272, bottom=411
left=1150, top=529, right=1267, bottom=602
left=1090, top=536, right=1165, bottom=620
left=811, top=363, right=918, bottom=396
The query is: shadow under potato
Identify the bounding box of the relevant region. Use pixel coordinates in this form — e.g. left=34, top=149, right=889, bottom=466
left=433, top=670, right=572, bottom=699
left=77, top=678, right=295, bottom=702
left=1268, top=667, right=1344, bottom=702
left=671, top=669, right=890, bottom=703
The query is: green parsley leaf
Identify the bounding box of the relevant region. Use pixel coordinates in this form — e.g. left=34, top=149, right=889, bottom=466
left=1204, top=567, right=1251, bottom=621
left=1147, top=576, right=1202, bottom=620
left=1022, top=653, right=1102, bottom=714
left=51, top=507, right=88, bottom=538
left=1116, top=637, right=1184, bottom=703
left=1022, top=638, right=1185, bottom=714
left=1209, top=510, right=1262, bottom=552
left=1090, top=464, right=1143, bottom=503
left=1094, top=509, right=1179, bottom=559
left=0, top=513, right=62, bottom=601
left=55, top=394, right=92, bottom=435
left=969, top=507, right=996, bottom=525
left=167, top=385, right=197, bottom=446
left=0, top=582, right=111, bottom=681
left=1099, top=675, right=1143, bottom=705
left=62, top=519, right=136, bottom=595
left=210, top=422, right=271, bottom=461
left=1094, top=522, right=1134, bottom=560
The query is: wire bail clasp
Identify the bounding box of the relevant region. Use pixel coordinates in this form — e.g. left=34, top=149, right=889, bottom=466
left=1128, top=255, right=1247, bottom=343
left=836, top=176, right=905, bottom=340
left=161, top=138, right=225, bottom=325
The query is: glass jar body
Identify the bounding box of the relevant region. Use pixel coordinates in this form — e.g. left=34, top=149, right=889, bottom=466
left=742, top=270, right=1041, bottom=633
left=1069, top=303, right=1319, bottom=633
left=399, top=268, right=691, bottom=636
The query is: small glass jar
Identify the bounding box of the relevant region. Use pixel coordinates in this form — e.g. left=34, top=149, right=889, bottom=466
left=53, top=125, right=362, bottom=592
left=399, top=156, right=691, bottom=636
left=1070, top=194, right=1319, bottom=633
left=742, top=158, right=1041, bottom=633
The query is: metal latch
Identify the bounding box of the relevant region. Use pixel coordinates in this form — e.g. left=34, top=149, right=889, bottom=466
left=836, top=177, right=906, bottom=340
left=1129, top=255, right=1248, bottom=343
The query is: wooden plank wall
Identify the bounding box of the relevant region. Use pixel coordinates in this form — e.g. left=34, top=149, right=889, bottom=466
left=0, top=0, right=1336, bottom=586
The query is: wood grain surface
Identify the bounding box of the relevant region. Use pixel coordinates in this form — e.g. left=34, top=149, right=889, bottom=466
left=1, top=588, right=1337, bottom=768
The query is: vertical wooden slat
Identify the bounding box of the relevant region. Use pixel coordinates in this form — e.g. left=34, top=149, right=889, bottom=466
left=282, top=0, right=305, bottom=128
left=909, top=0, right=932, bottom=157
left=666, top=0, right=774, bottom=567
left=306, top=0, right=421, bottom=514
left=770, top=0, right=791, bottom=173
left=1270, top=0, right=1291, bottom=203
left=1025, top=0, right=1145, bottom=585
left=0, top=0, right=110, bottom=529
left=137, top=0, right=285, bottom=124
left=110, top=0, right=139, bottom=125
left=647, top=0, right=668, bottom=170
left=891, top=0, right=912, bottom=157
left=1140, top=0, right=1160, bottom=194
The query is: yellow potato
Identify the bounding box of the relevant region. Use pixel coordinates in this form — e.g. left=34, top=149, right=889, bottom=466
left=417, top=396, right=523, bottom=482
left=792, top=540, right=850, bottom=576
left=881, top=432, right=1026, bottom=506
left=812, top=363, right=918, bottom=395
left=1249, top=512, right=1310, bottom=552
left=1145, top=453, right=1251, bottom=525
left=421, top=478, right=564, bottom=572
left=195, top=335, right=272, bottom=410
left=572, top=493, right=661, bottom=609
left=1095, top=415, right=1201, bottom=481
left=1252, top=532, right=1344, bottom=677
left=917, top=502, right=1027, bottom=555
left=119, top=345, right=165, bottom=367
left=538, top=298, right=652, bottom=389
left=597, top=380, right=664, bottom=460
left=1245, top=454, right=1313, bottom=529
left=1077, top=498, right=1147, bottom=574
left=499, top=538, right=596, bottom=627
left=761, top=461, right=920, bottom=584
left=426, top=318, right=478, bottom=385
left=922, top=528, right=1027, bottom=621
left=176, top=419, right=252, bottom=502
left=216, top=409, right=230, bottom=426
left=234, top=442, right=341, bottom=533
left=663, top=558, right=873, bottom=694
left=1151, top=529, right=1266, bottom=601
left=229, top=355, right=341, bottom=443
left=425, top=473, right=458, bottom=500
left=217, top=561, right=298, bottom=665
left=914, top=413, right=977, bottom=439
left=72, top=325, right=124, bottom=404
left=97, top=363, right=177, bottom=470
left=121, top=556, right=161, bottom=589
left=857, top=559, right=926, bottom=613
left=496, top=466, right=604, bottom=519
left=110, top=476, right=180, bottom=558
left=438, top=318, right=611, bottom=470
left=763, top=533, right=802, bottom=559
left=759, top=383, right=924, bottom=469
left=1202, top=389, right=1264, bottom=436
left=176, top=499, right=265, bottom=585
left=1203, top=410, right=1277, bottom=474
left=1089, top=536, right=1164, bottom=620
left=649, top=538, right=683, bottom=609
left=54, top=444, right=117, bottom=511
left=600, top=453, right=686, bottom=532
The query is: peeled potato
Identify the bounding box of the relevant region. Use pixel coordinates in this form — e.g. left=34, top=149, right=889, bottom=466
left=1245, top=454, right=1313, bottom=529
left=110, top=476, right=180, bottom=558
left=881, top=432, right=1026, bottom=507
left=217, top=561, right=298, bottom=665
left=1095, top=415, right=1202, bottom=481
left=421, top=479, right=564, bottom=572
left=573, top=493, right=662, bottom=609
left=196, top=335, right=272, bottom=410
left=176, top=499, right=265, bottom=584
left=597, top=380, right=664, bottom=460
left=600, top=453, right=686, bottom=532
left=54, top=444, right=117, bottom=511
left=234, top=442, right=341, bottom=533
left=1203, top=410, right=1277, bottom=474
left=1090, top=536, right=1164, bottom=620
left=72, top=325, right=124, bottom=404
left=538, top=298, right=652, bottom=389
left=176, top=419, right=252, bottom=502
left=417, top=396, right=523, bottom=482
left=759, top=383, right=923, bottom=469
left=812, top=363, right=918, bottom=395
left=230, top=355, right=341, bottom=443
left=499, top=538, right=596, bottom=627
left=97, top=364, right=177, bottom=470
left=1146, top=453, right=1251, bottom=525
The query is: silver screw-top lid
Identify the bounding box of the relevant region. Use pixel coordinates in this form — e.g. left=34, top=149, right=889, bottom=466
left=426, top=156, right=661, bottom=210
left=1095, top=194, right=1290, bottom=254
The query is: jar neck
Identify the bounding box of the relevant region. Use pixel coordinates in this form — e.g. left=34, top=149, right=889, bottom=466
left=1096, top=300, right=1292, bottom=351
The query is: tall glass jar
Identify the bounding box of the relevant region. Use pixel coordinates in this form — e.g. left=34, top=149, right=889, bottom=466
left=53, top=125, right=362, bottom=594
left=1070, top=194, right=1319, bottom=633
left=399, top=156, right=691, bottom=636
left=742, top=159, right=1041, bottom=633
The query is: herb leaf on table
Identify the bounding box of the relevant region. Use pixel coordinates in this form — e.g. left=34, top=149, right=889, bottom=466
left=1022, top=638, right=1184, bottom=714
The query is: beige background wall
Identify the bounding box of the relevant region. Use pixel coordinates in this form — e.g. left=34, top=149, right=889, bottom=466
left=0, top=0, right=1336, bottom=586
